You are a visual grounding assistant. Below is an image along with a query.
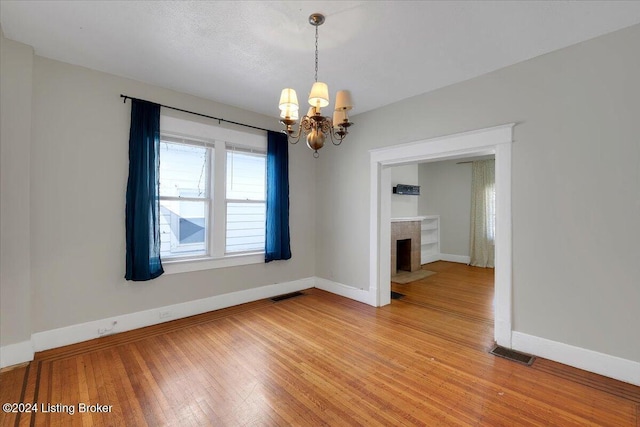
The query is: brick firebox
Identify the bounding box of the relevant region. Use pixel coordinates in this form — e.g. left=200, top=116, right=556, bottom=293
left=390, top=218, right=423, bottom=276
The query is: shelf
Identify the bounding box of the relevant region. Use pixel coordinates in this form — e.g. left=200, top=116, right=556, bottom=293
left=420, top=215, right=440, bottom=264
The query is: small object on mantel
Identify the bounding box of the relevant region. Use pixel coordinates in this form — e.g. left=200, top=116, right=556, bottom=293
left=393, top=184, right=420, bottom=195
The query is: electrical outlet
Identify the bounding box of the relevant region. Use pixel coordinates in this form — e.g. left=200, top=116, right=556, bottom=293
left=159, top=311, right=172, bottom=319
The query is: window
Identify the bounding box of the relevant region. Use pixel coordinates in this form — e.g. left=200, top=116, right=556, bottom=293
left=158, top=114, right=266, bottom=266
left=485, top=180, right=496, bottom=243
left=469, top=159, right=495, bottom=268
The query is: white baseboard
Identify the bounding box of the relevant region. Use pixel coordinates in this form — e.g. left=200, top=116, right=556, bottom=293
left=31, top=277, right=315, bottom=353
left=439, top=254, right=471, bottom=264
left=8, top=277, right=639, bottom=388
left=421, top=254, right=440, bottom=264
left=315, top=277, right=373, bottom=305
left=511, top=331, right=640, bottom=386
left=0, top=340, right=34, bottom=369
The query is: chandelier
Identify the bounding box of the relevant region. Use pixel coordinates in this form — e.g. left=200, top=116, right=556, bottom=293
left=278, top=13, right=354, bottom=158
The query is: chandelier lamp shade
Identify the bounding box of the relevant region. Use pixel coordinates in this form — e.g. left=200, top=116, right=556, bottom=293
left=278, top=13, right=354, bottom=157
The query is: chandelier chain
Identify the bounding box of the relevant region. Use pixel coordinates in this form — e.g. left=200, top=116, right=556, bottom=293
left=314, top=25, right=319, bottom=82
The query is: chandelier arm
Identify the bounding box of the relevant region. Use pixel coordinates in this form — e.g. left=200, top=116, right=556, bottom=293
left=319, top=117, right=332, bottom=133
left=286, top=129, right=302, bottom=145
left=280, top=118, right=302, bottom=144
left=300, top=116, right=313, bottom=134
left=314, top=117, right=346, bottom=146
left=329, top=127, right=345, bottom=146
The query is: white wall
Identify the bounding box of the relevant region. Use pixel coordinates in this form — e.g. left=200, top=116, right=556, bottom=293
left=11, top=54, right=315, bottom=337
left=0, top=33, right=33, bottom=351
left=390, top=164, right=419, bottom=218
left=316, top=24, right=640, bottom=362
left=418, top=160, right=473, bottom=258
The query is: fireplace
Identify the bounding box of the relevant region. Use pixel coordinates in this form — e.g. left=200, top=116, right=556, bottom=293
left=396, top=239, right=412, bottom=272
left=390, top=217, right=424, bottom=276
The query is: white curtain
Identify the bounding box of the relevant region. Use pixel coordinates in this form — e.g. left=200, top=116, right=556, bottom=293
left=469, top=160, right=495, bottom=268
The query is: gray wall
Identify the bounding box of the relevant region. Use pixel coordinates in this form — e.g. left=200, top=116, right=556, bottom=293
left=316, top=24, right=640, bottom=362
left=1, top=46, right=316, bottom=340
left=418, top=160, right=472, bottom=257
left=0, top=34, right=33, bottom=347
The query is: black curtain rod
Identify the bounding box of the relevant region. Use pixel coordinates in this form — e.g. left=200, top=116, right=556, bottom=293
left=120, top=94, right=272, bottom=133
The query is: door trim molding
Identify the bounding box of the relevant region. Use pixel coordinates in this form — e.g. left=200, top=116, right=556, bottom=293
left=368, top=123, right=515, bottom=346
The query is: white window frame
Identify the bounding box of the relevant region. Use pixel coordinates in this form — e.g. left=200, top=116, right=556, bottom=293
left=158, top=112, right=267, bottom=274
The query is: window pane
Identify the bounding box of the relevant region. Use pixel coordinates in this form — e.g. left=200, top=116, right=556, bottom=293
left=160, top=199, right=208, bottom=258
left=485, top=182, right=496, bottom=242
left=160, top=141, right=208, bottom=198
left=226, top=202, right=265, bottom=253
left=226, top=150, right=265, bottom=200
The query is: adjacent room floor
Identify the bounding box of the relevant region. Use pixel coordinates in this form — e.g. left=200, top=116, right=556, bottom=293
left=1, top=261, right=638, bottom=426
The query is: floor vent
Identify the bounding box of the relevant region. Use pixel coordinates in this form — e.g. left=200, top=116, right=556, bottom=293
left=489, top=345, right=535, bottom=366
left=270, top=291, right=304, bottom=302
left=391, top=291, right=405, bottom=300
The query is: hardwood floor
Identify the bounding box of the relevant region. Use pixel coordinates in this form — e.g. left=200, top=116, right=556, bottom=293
left=2, top=261, right=638, bottom=426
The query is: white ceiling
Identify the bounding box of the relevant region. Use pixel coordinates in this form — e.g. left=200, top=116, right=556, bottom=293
left=2, top=1, right=640, bottom=118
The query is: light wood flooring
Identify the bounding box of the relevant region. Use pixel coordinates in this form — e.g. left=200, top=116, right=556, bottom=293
left=1, top=261, right=638, bottom=426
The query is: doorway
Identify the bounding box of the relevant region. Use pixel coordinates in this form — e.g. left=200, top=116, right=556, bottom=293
left=368, top=124, right=514, bottom=347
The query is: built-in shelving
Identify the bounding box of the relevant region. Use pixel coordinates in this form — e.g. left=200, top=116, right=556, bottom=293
left=421, top=215, right=440, bottom=264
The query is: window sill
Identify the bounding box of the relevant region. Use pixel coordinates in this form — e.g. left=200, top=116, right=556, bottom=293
left=162, top=252, right=264, bottom=275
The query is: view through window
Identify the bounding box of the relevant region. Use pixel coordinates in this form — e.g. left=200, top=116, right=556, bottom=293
left=158, top=118, right=266, bottom=260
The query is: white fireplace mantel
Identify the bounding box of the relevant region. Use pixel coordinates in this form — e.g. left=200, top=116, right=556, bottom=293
left=391, top=216, right=426, bottom=223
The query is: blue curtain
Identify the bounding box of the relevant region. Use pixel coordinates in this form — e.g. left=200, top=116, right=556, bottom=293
left=265, top=131, right=292, bottom=262
left=125, top=99, right=164, bottom=280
